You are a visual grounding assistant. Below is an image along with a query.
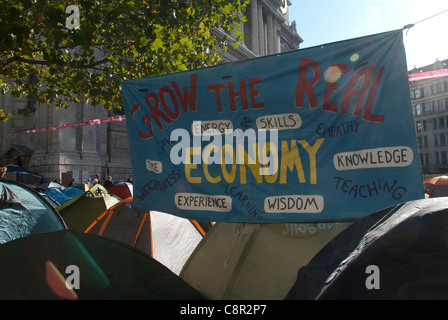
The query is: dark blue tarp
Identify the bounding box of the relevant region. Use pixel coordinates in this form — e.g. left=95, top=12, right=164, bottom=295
left=4, top=165, right=42, bottom=186
left=285, top=197, right=448, bottom=300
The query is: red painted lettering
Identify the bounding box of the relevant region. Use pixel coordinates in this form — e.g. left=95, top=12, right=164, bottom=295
left=208, top=83, right=226, bottom=112
left=145, top=93, right=171, bottom=130
left=160, top=86, right=180, bottom=120
left=322, top=64, right=349, bottom=112
left=295, top=58, right=321, bottom=109
left=171, top=73, right=198, bottom=113
left=209, top=78, right=265, bottom=112
left=340, top=66, right=374, bottom=116
left=228, top=80, right=248, bottom=111
left=294, top=59, right=385, bottom=122
left=131, top=104, right=153, bottom=139
left=363, top=66, right=385, bottom=123
left=248, top=78, right=264, bottom=109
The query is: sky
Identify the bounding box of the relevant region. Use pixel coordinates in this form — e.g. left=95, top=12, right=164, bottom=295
left=288, top=0, right=448, bottom=70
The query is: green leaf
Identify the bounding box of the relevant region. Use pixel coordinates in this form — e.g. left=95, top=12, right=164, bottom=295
left=139, top=36, right=150, bottom=47
left=152, top=38, right=164, bottom=51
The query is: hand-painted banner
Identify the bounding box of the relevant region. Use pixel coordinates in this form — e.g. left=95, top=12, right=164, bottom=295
left=121, top=30, right=424, bottom=223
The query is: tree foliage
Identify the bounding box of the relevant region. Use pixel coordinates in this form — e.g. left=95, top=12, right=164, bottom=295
left=0, top=0, right=249, bottom=121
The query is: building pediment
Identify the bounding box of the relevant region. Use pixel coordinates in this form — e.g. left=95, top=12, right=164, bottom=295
left=3, top=144, right=34, bottom=157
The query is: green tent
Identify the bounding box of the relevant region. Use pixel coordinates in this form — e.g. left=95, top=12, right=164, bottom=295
left=57, top=184, right=121, bottom=232
left=56, top=185, right=213, bottom=275
left=180, top=221, right=352, bottom=299
left=0, top=230, right=206, bottom=299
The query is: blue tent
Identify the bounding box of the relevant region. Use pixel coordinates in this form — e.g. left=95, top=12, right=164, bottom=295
left=64, top=187, right=84, bottom=198
left=0, top=180, right=66, bottom=244
left=43, top=188, right=73, bottom=205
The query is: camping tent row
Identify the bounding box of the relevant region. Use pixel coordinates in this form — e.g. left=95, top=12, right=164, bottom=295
left=1, top=179, right=213, bottom=276
left=36, top=180, right=93, bottom=207
left=180, top=197, right=448, bottom=300
left=0, top=179, right=210, bottom=299
left=0, top=179, right=205, bottom=299
left=54, top=183, right=213, bottom=275
left=3, top=178, right=448, bottom=299
left=37, top=181, right=134, bottom=206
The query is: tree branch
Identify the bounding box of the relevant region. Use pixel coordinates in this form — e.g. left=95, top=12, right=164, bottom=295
left=1, top=56, right=111, bottom=70
left=1, top=56, right=49, bottom=68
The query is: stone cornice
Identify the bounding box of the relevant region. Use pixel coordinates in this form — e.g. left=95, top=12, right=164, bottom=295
left=259, top=0, right=287, bottom=22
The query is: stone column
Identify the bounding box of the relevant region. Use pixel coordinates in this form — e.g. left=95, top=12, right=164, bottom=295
left=257, top=1, right=264, bottom=55
left=273, top=18, right=279, bottom=53
left=266, top=12, right=273, bottom=54
left=250, top=0, right=259, bottom=55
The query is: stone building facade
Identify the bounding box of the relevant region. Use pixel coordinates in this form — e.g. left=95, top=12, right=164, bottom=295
left=0, top=0, right=302, bottom=185
left=409, top=59, right=448, bottom=176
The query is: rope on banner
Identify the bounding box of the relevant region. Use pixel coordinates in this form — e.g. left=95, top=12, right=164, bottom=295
left=403, top=8, right=448, bottom=34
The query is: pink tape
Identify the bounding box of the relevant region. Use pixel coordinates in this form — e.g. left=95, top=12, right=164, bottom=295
left=409, top=68, right=448, bottom=81
left=0, top=115, right=126, bottom=136
left=2, top=69, right=446, bottom=137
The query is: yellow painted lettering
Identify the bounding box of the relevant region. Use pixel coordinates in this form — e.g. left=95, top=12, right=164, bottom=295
left=298, top=138, right=324, bottom=184
left=185, top=147, right=202, bottom=183
left=202, top=144, right=221, bottom=183
left=280, top=140, right=306, bottom=184
left=238, top=143, right=262, bottom=184
left=260, top=141, right=278, bottom=183
left=221, top=144, right=236, bottom=183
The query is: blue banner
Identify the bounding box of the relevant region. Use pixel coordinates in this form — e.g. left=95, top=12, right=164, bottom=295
left=121, top=30, right=424, bottom=223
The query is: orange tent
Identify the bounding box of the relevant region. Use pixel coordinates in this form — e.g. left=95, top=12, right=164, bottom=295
left=424, top=176, right=448, bottom=198
left=63, top=195, right=213, bottom=275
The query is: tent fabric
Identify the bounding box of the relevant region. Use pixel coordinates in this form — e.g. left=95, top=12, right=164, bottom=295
left=106, top=182, right=133, bottom=199
left=180, top=221, right=352, bottom=299
left=0, top=180, right=66, bottom=244
left=0, top=230, right=206, bottom=300
left=83, top=197, right=151, bottom=256
left=59, top=192, right=212, bottom=275
left=57, top=186, right=121, bottom=233
left=88, top=184, right=111, bottom=197
left=285, top=197, right=448, bottom=300
left=424, top=176, right=448, bottom=198
left=148, top=210, right=211, bottom=275
left=44, top=187, right=73, bottom=205
left=5, top=164, right=41, bottom=176
left=4, top=165, right=42, bottom=186
left=40, top=193, right=61, bottom=207
left=63, top=187, right=85, bottom=198
left=38, top=181, right=67, bottom=191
